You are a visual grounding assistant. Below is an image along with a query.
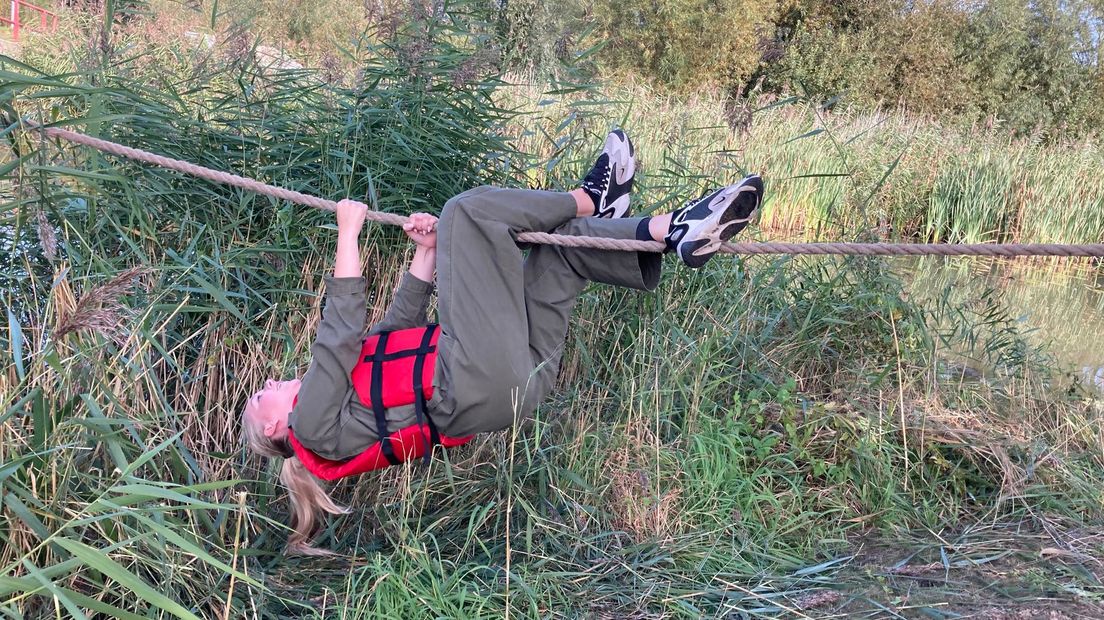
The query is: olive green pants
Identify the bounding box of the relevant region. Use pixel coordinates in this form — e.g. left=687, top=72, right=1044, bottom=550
left=432, top=186, right=662, bottom=437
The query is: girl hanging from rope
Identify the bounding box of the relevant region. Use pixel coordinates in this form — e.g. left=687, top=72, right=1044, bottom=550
left=242, top=130, right=764, bottom=554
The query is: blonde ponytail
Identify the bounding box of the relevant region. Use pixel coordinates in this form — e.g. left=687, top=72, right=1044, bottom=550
left=243, top=421, right=349, bottom=556
left=279, top=456, right=350, bottom=556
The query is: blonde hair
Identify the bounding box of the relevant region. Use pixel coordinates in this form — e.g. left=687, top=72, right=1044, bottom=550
left=242, top=419, right=350, bottom=556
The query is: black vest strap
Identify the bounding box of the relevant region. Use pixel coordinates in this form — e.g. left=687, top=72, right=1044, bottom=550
left=370, top=331, right=400, bottom=466
left=412, top=325, right=441, bottom=464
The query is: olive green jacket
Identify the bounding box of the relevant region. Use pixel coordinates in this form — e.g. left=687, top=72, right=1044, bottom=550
left=288, top=273, right=444, bottom=461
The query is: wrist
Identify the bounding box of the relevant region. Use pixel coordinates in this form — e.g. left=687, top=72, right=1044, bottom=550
left=409, top=245, right=436, bottom=282
left=337, top=230, right=360, bottom=245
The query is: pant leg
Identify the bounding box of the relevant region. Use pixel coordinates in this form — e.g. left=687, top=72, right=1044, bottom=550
left=521, top=216, right=663, bottom=406
left=433, top=186, right=579, bottom=437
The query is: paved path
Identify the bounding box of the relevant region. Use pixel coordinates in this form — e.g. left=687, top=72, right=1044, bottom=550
left=0, top=37, right=22, bottom=59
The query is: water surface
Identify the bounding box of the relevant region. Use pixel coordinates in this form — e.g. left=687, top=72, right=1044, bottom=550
left=896, top=257, right=1103, bottom=392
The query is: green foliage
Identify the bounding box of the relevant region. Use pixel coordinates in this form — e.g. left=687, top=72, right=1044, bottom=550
left=592, top=0, right=775, bottom=89
left=179, top=0, right=365, bottom=49
left=0, top=363, right=261, bottom=617
left=956, top=0, right=1104, bottom=136
left=1, top=4, right=531, bottom=614
left=761, top=0, right=1104, bottom=138
left=118, top=0, right=1104, bottom=139
left=488, top=0, right=587, bottom=80
left=2, top=1, right=1103, bottom=617
left=508, top=80, right=1104, bottom=245
left=523, top=0, right=1104, bottom=138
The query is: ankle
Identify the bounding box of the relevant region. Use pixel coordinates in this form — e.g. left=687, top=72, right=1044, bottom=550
left=648, top=213, right=673, bottom=242
left=569, top=188, right=595, bottom=217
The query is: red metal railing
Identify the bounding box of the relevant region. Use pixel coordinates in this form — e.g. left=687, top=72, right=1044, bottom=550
left=0, top=0, right=58, bottom=41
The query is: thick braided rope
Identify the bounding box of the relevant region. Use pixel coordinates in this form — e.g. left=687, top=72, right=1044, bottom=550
left=518, top=233, right=1104, bottom=257
left=34, top=124, right=1104, bottom=258
left=38, top=125, right=408, bottom=228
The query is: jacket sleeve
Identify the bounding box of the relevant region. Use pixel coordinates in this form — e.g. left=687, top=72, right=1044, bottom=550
left=288, top=276, right=367, bottom=447
left=367, top=272, right=435, bottom=335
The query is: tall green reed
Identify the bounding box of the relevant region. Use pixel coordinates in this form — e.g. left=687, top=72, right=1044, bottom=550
left=504, top=81, right=1104, bottom=245
left=2, top=5, right=536, bottom=615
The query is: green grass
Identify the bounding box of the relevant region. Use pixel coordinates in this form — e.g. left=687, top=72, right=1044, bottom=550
left=501, top=80, right=1104, bottom=246
left=2, top=4, right=1104, bottom=617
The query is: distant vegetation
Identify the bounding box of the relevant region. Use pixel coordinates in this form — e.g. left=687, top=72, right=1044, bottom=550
left=587, top=0, right=1104, bottom=140
left=173, top=0, right=1104, bottom=141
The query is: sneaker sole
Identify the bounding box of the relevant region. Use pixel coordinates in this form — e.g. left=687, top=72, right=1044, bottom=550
left=677, top=175, right=763, bottom=268
left=596, top=130, right=635, bottom=218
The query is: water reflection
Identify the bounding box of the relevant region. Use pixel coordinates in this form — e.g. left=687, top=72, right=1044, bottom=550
left=895, top=257, right=1104, bottom=393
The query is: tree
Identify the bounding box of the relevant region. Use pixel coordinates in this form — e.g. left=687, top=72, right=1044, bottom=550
left=593, top=0, right=780, bottom=90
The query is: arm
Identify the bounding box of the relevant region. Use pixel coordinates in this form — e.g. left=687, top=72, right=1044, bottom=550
left=368, top=213, right=440, bottom=335
left=287, top=200, right=369, bottom=446
left=408, top=244, right=436, bottom=283
left=333, top=217, right=363, bottom=278
left=289, top=277, right=366, bottom=445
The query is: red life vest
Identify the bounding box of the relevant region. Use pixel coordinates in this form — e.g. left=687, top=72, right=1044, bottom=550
left=288, top=324, right=473, bottom=481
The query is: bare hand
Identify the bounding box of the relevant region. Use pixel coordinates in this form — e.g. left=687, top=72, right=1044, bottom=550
left=403, top=213, right=438, bottom=249
left=335, top=199, right=369, bottom=236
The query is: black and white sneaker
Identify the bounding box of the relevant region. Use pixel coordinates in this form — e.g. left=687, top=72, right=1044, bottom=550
left=581, top=129, right=635, bottom=218
left=666, top=175, right=763, bottom=268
